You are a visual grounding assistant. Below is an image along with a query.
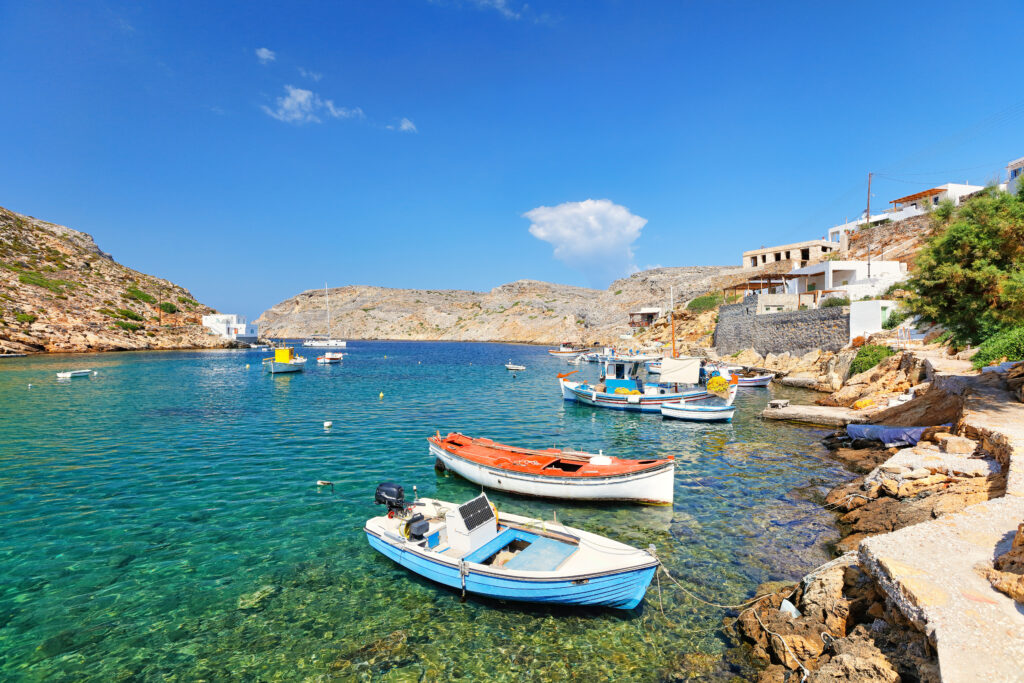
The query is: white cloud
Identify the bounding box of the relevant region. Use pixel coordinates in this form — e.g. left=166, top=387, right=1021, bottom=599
left=385, top=117, right=418, bottom=132
left=298, top=67, right=323, bottom=82
left=255, top=47, right=276, bottom=64
left=524, top=199, right=647, bottom=285
left=261, top=85, right=364, bottom=124
left=472, top=0, right=521, bottom=19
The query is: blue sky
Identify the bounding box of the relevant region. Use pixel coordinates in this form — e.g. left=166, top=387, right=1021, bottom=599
left=2, top=1, right=1022, bottom=318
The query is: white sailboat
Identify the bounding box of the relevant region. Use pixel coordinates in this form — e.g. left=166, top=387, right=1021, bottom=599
left=303, top=283, right=347, bottom=348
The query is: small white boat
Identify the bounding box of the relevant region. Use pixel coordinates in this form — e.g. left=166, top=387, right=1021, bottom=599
left=365, top=485, right=658, bottom=610
left=56, top=369, right=92, bottom=379
left=660, top=377, right=739, bottom=422
left=264, top=347, right=306, bottom=374
left=504, top=360, right=526, bottom=371
left=566, top=355, right=584, bottom=366
left=548, top=342, right=587, bottom=357
left=317, top=351, right=344, bottom=364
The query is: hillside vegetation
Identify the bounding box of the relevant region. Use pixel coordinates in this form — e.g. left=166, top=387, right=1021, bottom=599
left=0, top=206, right=226, bottom=353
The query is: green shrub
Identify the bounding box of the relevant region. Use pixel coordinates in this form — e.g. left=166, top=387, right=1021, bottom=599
left=117, top=308, right=144, bottom=321
left=16, top=313, right=37, bottom=324
left=849, top=344, right=896, bottom=376
left=18, top=271, right=72, bottom=294
left=614, top=290, right=622, bottom=295
left=124, top=286, right=156, bottom=304
left=821, top=296, right=850, bottom=308
left=114, top=321, right=143, bottom=332
left=686, top=292, right=724, bottom=313
left=159, top=302, right=178, bottom=314
left=96, top=307, right=118, bottom=317
left=971, top=327, right=1024, bottom=369
left=177, top=296, right=196, bottom=306
left=883, top=309, right=910, bottom=330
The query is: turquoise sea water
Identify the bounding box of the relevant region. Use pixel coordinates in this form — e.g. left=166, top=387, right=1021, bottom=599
left=0, top=343, right=848, bottom=681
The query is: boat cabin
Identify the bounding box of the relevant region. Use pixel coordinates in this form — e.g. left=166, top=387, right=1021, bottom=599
left=274, top=347, right=296, bottom=363
left=600, top=360, right=645, bottom=393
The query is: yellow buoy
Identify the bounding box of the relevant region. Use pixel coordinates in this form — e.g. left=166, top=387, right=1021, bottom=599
left=379, top=391, right=384, bottom=400
left=246, top=364, right=250, bottom=369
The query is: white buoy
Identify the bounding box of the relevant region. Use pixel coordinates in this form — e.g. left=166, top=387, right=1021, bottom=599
left=317, top=480, right=333, bottom=486
left=93, top=371, right=98, bottom=376
left=27, top=383, right=32, bottom=389
left=323, top=421, right=333, bottom=429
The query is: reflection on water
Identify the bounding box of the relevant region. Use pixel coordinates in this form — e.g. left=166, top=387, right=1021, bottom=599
left=0, top=344, right=846, bottom=680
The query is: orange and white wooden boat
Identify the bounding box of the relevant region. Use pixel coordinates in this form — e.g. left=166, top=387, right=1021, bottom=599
left=427, top=432, right=674, bottom=505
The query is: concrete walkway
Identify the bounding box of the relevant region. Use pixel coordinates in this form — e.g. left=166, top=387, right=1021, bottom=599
left=760, top=404, right=870, bottom=427
left=859, top=363, right=1024, bottom=682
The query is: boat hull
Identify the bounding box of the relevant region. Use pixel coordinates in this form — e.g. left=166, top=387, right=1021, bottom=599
left=560, top=379, right=708, bottom=413
left=429, top=442, right=673, bottom=505
left=265, top=361, right=303, bottom=373
left=365, top=530, right=656, bottom=609
left=736, top=375, right=772, bottom=387
left=303, top=340, right=347, bottom=347
left=660, top=403, right=735, bottom=422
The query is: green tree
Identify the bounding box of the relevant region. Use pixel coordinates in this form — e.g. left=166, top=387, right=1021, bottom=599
left=906, top=188, right=1024, bottom=345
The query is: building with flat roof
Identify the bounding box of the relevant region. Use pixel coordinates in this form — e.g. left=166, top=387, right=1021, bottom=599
left=628, top=307, right=662, bottom=328
left=202, top=314, right=259, bottom=343
left=742, top=239, right=838, bottom=270
left=785, top=259, right=906, bottom=301
left=889, top=183, right=983, bottom=211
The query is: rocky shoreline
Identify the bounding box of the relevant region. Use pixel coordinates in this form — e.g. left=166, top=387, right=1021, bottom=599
left=731, top=353, right=1024, bottom=681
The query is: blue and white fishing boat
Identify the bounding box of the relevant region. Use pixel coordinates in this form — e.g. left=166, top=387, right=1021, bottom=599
left=559, top=356, right=709, bottom=413
left=660, top=376, right=739, bottom=422
left=364, top=484, right=658, bottom=610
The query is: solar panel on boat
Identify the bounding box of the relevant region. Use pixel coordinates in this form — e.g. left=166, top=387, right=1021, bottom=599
left=459, top=495, right=494, bottom=532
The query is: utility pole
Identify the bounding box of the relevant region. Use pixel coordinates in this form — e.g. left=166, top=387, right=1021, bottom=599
left=866, top=172, right=873, bottom=278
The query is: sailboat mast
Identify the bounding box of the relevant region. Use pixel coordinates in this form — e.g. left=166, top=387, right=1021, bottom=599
left=325, top=282, right=331, bottom=339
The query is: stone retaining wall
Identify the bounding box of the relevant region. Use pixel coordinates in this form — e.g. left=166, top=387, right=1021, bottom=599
left=714, top=294, right=850, bottom=355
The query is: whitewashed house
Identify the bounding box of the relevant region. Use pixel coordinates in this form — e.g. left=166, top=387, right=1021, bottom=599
left=1007, top=156, right=1024, bottom=196
left=202, top=314, right=259, bottom=343
left=785, top=259, right=907, bottom=301
left=849, top=300, right=899, bottom=343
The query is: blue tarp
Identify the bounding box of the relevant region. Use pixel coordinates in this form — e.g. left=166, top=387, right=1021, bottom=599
left=846, top=423, right=952, bottom=447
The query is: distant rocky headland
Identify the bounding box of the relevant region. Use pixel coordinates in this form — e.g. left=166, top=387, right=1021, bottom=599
left=256, top=266, right=747, bottom=345
left=0, top=206, right=229, bottom=354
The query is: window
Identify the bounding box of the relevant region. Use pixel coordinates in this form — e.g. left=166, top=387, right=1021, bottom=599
left=750, top=257, right=757, bottom=267
left=785, top=251, right=791, bottom=259
left=801, top=248, right=810, bottom=260
left=934, top=196, right=939, bottom=205
left=775, top=252, right=782, bottom=261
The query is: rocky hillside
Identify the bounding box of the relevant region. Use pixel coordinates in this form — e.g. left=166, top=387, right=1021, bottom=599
left=0, top=206, right=228, bottom=353
left=257, top=266, right=748, bottom=345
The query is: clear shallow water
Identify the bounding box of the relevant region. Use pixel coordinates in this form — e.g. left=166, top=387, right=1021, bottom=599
left=0, top=343, right=847, bottom=681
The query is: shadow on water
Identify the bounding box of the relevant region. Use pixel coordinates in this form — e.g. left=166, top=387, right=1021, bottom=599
left=0, top=343, right=848, bottom=681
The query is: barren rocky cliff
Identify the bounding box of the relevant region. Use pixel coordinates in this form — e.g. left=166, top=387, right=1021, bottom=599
left=0, top=206, right=229, bottom=354
left=257, top=266, right=747, bottom=345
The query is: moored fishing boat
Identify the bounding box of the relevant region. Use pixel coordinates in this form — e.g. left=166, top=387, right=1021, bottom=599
left=364, top=484, right=658, bottom=609
left=660, top=375, right=739, bottom=422
left=264, top=347, right=306, bottom=374
left=56, top=369, right=92, bottom=379
left=504, top=359, right=526, bottom=371
left=559, top=356, right=709, bottom=413
left=704, top=363, right=774, bottom=387
left=548, top=342, right=587, bottom=357
left=428, top=432, right=674, bottom=504
left=317, top=351, right=344, bottom=364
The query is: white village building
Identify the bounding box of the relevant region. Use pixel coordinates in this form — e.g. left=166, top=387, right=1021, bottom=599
left=202, top=314, right=259, bottom=343
left=785, top=259, right=907, bottom=301
left=1008, top=156, right=1024, bottom=196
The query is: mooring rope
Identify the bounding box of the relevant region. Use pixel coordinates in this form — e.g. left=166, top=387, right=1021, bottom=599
left=753, top=607, right=810, bottom=681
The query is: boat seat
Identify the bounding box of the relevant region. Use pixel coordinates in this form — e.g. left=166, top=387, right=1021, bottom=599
left=502, top=536, right=578, bottom=571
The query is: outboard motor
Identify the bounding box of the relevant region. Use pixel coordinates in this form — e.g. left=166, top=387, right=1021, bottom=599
left=375, top=482, right=406, bottom=516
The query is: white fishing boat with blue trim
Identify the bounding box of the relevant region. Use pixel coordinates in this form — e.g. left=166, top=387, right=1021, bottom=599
left=660, top=375, right=739, bottom=422
left=365, top=484, right=658, bottom=610
left=558, top=356, right=709, bottom=413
